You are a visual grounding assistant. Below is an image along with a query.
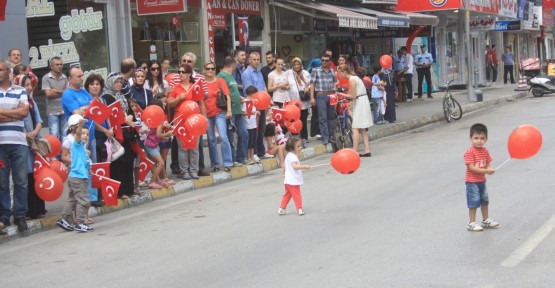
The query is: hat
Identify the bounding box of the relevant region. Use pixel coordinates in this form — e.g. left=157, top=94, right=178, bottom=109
left=68, top=114, right=84, bottom=126
left=226, top=119, right=236, bottom=133
left=420, top=45, right=426, bottom=48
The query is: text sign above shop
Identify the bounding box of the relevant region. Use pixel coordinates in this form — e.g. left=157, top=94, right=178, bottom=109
left=470, top=18, right=495, bottom=30
left=469, top=0, right=499, bottom=14
left=212, top=12, right=226, bottom=29
left=137, top=0, right=187, bottom=16
left=211, top=0, right=261, bottom=15
left=494, top=20, right=521, bottom=31
left=499, top=0, right=518, bottom=18
left=377, top=17, right=409, bottom=27
left=394, top=0, right=461, bottom=12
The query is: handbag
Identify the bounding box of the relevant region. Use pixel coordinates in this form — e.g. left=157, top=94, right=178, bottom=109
left=294, top=73, right=310, bottom=101
left=108, top=137, right=125, bottom=161
left=216, top=83, right=228, bottom=109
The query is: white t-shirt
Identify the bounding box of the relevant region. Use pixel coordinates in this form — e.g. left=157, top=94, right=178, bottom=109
left=243, top=103, right=258, bottom=129
left=268, top=70, right=290, bottom=103
left=62, top=134, right=75, bottom=150
left=284, top=152, right=303, bottom=185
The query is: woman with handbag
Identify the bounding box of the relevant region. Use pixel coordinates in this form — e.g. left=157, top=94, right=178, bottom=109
left=287, top=57, right=311, bottom=147
left=202, top=62, right=233, bottom=171
left=85, top=74, right=113, bottom=163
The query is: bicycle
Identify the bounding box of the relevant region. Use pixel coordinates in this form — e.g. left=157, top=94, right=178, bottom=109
left=332, top=97, right=353, bottom=150
left=442, top=80, right=463, bottom=122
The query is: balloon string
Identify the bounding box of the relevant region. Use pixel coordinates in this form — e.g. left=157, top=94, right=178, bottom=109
left=170, top=114, right=183, bottom=125
left=494, top=158, right=511, bottom=170
left=310, top=163, right=330, bottom=168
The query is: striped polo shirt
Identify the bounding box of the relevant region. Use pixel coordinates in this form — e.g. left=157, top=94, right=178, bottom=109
left=0, top=84, right=29, bottom=145
left=464, top=146, right=492, bottom=183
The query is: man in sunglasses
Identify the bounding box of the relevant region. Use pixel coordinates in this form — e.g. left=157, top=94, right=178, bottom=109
left=309, top=53, right=337, bottom=145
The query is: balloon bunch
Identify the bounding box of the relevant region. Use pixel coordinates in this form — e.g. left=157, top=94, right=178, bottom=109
left=33, top=136, right=66, bottom=202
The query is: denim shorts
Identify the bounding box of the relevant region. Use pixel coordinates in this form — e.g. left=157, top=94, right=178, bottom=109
left=465, top=182, right=489, bottom=208
left=144, top=145, right=160, bottom=157
left=159, top=140, right=172, bottom=150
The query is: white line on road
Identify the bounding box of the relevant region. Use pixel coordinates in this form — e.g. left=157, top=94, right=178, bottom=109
left=500, top=213, right=555, bottom=267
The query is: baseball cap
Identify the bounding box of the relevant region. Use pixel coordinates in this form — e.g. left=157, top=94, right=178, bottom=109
left=68, top=114, right=84, bottom=126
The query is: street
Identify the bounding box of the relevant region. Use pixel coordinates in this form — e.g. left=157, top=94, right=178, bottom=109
left=1, top=95, right=554, bottom=288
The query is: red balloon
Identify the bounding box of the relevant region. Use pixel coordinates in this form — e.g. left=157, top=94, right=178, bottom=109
left=379, top=55, right=393, bottom=69
left=49, top=160, right=69, bottom=182
left=184, top=114, right=208, bottom=136
left=331, top=148, right=360, bottom=174
left=252, top=91, right=272, bottom=110
left=35, top=167, right=64, bottom=202
left=288, top=100, right=302, bottom=110
left=284, top=104, right=301, bottom=122
left=286, top=119, right=303, bottom=134
left=142, top=105, right=165, bottom=128
left=178, top=100, right=200, bottom=118
left=508, top=125, right=542, bottom=159
left=43, top=135, right=61, bottom=158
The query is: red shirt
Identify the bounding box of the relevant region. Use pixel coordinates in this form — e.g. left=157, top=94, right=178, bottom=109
left=490, top=49, right=498, bottom=65
left=464, top=146, right=492, bottom=183
left=168, top=82, right=204, bottom=111
left=336, top=71, right=350, bottom=92
left=204, top=78, right=230, bottom=118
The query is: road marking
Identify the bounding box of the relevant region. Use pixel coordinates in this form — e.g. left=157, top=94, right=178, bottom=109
left=500, top=213, right=555, bottom=267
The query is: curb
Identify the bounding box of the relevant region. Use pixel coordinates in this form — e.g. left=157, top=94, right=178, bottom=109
left=0, top=91, right=528, bottom=241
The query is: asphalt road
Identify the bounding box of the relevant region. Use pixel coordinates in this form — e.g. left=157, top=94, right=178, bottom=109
left=1, top=95, right=554, bottom=288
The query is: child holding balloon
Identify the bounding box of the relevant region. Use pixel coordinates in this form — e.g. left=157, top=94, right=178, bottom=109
left=464, top=123, right=499, bottom=232
left=278, top=138, right=310, bottom=216
left=144, top=100, right=175, bottom=189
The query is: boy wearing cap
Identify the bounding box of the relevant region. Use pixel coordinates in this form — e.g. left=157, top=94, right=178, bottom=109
left=415, top=45, right=434, bottom=99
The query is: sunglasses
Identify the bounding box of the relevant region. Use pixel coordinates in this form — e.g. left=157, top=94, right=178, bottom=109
left=321, top=59, right=330, bottom=62
left=150, top=67, right=160, bottom=71
left=182, top=60, right=193, bottom=63
left=178, top=70, right=188, bottom=74
left=205, top=67, right=216, bottom=71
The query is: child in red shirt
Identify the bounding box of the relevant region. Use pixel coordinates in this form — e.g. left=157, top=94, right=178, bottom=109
left=463, top=123, right=499, bottom=231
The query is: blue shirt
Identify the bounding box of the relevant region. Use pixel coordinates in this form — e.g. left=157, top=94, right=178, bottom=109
left=415, top=52, right=434, bottom=68
left=69, top=139, right=90, bottom=179
left=501, top=53, right=515, bottom=65
left=371, top=74, right=383, bottom=99
left=61, top=88, right=95, bottom=139
left=233, top=63, right=244, bottom=96
left=241, top=66, right=266, bottom=96
left=394, top=55, right=405, bottom=72
left=0, top=84, right=28, bottom=145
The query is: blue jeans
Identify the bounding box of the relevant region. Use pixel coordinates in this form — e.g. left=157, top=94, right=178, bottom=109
left=0, top=144, right=29, bottom=220
left=371, top=98, right=382, bottom=123
left=227, top=114, right=248, bottom=163
left=207, top=111, right=233, bottom=167
left=316, top=93, right=336, bottom=143
left=466, top=182, right=489, bottom=209
left=48, top=114, right=68, bottom=142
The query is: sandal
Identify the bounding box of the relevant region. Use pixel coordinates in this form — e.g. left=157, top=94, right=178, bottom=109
left=213, top=167, right=220, bottom=172
left=224, top=167, right=231, bottom=172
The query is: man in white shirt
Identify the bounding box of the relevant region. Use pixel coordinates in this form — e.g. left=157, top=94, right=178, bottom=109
left=400, top=46, right=414, bottom=102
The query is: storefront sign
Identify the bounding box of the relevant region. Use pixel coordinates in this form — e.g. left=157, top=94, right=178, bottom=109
left=26, top=0, right=55, bottom=17
left=360, top=26, right=432, bottom=38
left=470, top=18, right=495, bottom=30
left=207, top=0, right=215, bottom=61
left=212, top=12, right=226, bottom=29
left=378, top=17, right=409, bottom=28
left=0, top=0, right=6, bottom=21
left=543, top=0, right=554, bottom=26
left=499, top=0, right=518, bottom=18
left=494, top=20, right=521, bottom=31
left=212, top=0, right=261, bottom=15
left=137, top=0, right=187, bottom=16
left=469, top=0, right=499, bottom=14
left=339, top=16, right=374, bottom=29
left=395, top=0, right=461, bottom=12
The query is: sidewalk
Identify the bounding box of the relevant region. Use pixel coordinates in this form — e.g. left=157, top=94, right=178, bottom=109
left=0, top=84, right=528, bottom=240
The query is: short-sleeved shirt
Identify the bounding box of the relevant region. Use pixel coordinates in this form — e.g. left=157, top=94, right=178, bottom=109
left=41, top=71, right=68, bottom=115
left=204, top=78, right=230, bottom=118
left=268, top=70, right=290, bottom=103
left=217, top=71, right=243, bottom=115
left=336, top=71, right=350, bottom=92
left=284, top=152, right=303, bottom=185
left=501, top=53, right=514, bottom=65
left=69, top=138, right=90, bottom=179
left=394, top=55, right=405, bottom=72
left=241, top=66, right=266, bottom=96
left=404, top=53, right=414, bottom=74
left=310, top=67, right=337, bottom=92
left=168, top=82, right=204, bottom=112
left=371, top=74, right=383, bottom=99
left=415, top=52, right=434, bottom=68
left=61, top=88, right=95, bottom=140
left=464, top=146, right=492, bottom=183
left=170, top=71, right=209, bottom=95
left=0, top=84, right=28, bottom=145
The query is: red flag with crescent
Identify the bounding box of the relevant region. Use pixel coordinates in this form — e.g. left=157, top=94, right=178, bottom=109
left=245, top=99, right=253, bottom=119
left=238, top=16, right=250, bottom=51
left=84, top=98, right=110, bottom=125
left=271, top=108, right=286, bottom=126
left=138, top=156, right=154, bottom=182
left=113, top=124, right=123, bottom=143
left=173, top=120, right=198, bottom=149
left=130, top=140, right=146, bottom=159
left=101, top=177, right=120, bottom=206
left=132, top=104, right=144, bottom=121
left=108, top=101, right=125, bottom=126
left=34, top=153, right=51, bottom=174
left=91, top=162, right=110, bottom=188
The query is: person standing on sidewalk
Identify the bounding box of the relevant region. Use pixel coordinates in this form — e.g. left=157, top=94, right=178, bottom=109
left=490, top=45, right=498, bottom=83
left=502, top=46, right=515, bottom=84
left=400, top=46, right=414, bottom=102
left=242, top=52, right=268, bottom=161
left=310, top=53, right=337, bottom=145
left=415, top=45, right=433, bottom=99
left=42, top=56, right=68, bottom=144
left=0, top=60, right=30, bottom=233
left=485, top=45, right=491, bottom=81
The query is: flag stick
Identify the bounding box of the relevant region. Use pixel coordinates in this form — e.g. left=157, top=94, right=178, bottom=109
left=170, top=114, right=183, bottom=125
left=494, top=158, right=511, bottom=170
left=310, top=163, right=330, bottom=168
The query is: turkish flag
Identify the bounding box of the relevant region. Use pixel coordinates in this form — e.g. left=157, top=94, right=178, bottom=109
left=84, top=98, right=110, bottom=125
left=132, top=104, right=144, bottom=121
left=108, top=101, right=125, bottom=126
left=238, top=16, right=249, bottom=51
left=101, top=177, right=120, bottom=206
left=113, top=124, right=123, bottom=143
left=138, top=156, right=154, bottom=182
left=91, top=162, right=110, bottom=188
left=0, top=0, right=7, bottom=22
left=245, top=99, right=253, bottom=119
left=329, top=93, right=338, bottom=106
left=34, top=153, right=51, bottom=174
left=272, top=108, right=286, bottom=126
left=91, top=173, right=106, bottom=189
left=130, top=140, right=146, bottom=160
left=173, top=121, right=198, bottom=149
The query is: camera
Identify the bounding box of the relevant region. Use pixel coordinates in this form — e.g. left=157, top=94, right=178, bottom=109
left=337, top=87, right=346, bottom=93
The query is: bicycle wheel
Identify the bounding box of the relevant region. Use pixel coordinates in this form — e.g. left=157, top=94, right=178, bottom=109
left=442, top=96, right=452, bottom=123
left=449, top=98, right=463, bottom=120
left=332, top=118, right=342, bottom=151
left=342, top=115, right=353, bottom=148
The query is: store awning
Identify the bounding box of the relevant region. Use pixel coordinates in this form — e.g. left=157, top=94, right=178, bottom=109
left=341, top=6, right=410, bottom=28
left=394, top=11, right=439, bottom=26
left=277, top=0, right=378, bottom=30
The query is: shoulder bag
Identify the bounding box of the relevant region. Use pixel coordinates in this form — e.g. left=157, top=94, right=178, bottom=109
left=215, top=81, right=228, bottom=109
left=294, top=72, right=310, bottom=101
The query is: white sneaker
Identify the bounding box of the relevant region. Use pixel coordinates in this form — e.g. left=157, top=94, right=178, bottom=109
left=298, top=209, right=305, bottom=216
left=277, top=208, right=286, bottom=215
left=481, top=218, right=499, bottom=228
left=253, top=155, right=261, bottom=162
left=262, top=153, right=274, bottom=159
left=315, top=134, right=322, bottom=140
left=406, top=99, right=412, bottom=103
left=467, top=221, right=484, bottom=231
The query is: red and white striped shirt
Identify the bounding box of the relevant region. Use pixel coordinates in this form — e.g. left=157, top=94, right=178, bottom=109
left=464, top=146, right=492, bottom=183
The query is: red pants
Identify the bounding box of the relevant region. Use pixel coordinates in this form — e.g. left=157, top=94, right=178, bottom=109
left=280, top=184, right=303, bottom=210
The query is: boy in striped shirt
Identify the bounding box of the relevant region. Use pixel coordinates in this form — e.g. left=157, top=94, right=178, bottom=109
left=464, top=123, right=499, bottom=231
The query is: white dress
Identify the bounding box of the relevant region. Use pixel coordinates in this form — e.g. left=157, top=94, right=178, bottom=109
left=351, top=76, right=373, bottom=129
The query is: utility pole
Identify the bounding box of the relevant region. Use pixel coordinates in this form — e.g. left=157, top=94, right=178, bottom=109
left=464, top=0, right=474, bottom=101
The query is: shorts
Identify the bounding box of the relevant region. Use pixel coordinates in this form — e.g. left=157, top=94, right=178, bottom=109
left=465, top=182, right=489, bottom=209
left=159, top=139, right=172, bottom=150
left=144, top=145, right=161, bottom=157
left=247, top=128, right=257, bottom=149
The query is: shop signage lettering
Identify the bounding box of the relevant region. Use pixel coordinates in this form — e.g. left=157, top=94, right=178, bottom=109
left=469, top=18, right=495, bottom=30
left=137, top=0, right=186, bottom=15
left=469, top=0, right=499, bottom=14
left=378, top=17, right=409, bottom=27
left=339, top=17, right=374, bottom=29
left=494, top=20, right=521, bottom=31
left=212, top=0, right=261, bottom=15
left=212, top=13, right=226, bottom=29
left=26, top=0, right=55, bottom=18
left=29, top=39, right=79, bottom=68
left=207, top=0, right=216, bottom=61
left=59, top=8, right=103, bottom=41
left=499, top=0, right=517, bottom=18
left=84, top=68, right=108, bottom=82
